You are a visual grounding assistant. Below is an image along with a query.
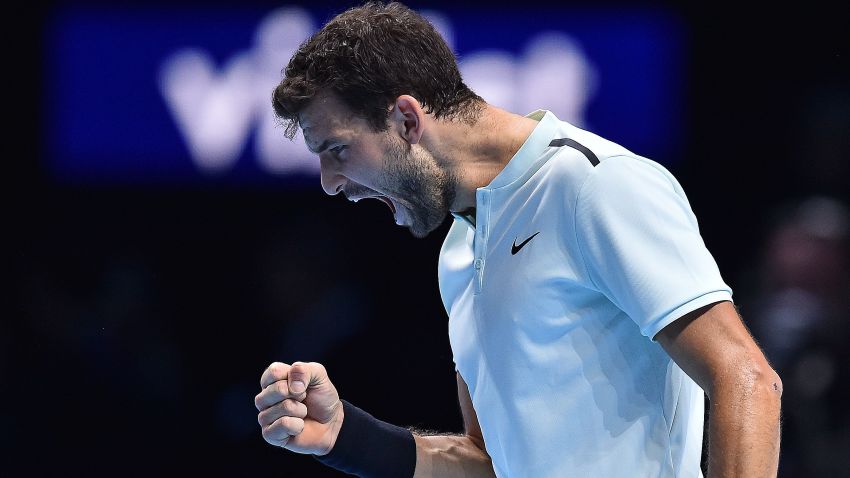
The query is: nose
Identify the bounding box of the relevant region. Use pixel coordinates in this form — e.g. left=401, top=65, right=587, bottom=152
left=319, top=154, right=345, bottom=196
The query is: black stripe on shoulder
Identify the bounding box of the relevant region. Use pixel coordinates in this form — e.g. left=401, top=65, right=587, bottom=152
left=549, top=138, right=600, bottom=167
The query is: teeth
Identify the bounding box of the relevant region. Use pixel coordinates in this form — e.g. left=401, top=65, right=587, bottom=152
left=350, top=196, right=379, bottom=203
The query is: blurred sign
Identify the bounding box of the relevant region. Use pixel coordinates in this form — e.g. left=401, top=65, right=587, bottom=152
left=44, top=5, right=684, bottom=185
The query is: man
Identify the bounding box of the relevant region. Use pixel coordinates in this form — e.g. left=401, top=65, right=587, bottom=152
left=254, top=2, right=782, bottom=477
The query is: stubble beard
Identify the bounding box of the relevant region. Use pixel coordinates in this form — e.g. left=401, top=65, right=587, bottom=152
left=382, top=138, right=455, bottom=238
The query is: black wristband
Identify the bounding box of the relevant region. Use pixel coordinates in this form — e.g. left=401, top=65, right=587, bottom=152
left=314, top=400, right=416, bottom=478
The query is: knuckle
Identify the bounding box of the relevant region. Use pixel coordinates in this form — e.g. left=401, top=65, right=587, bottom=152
left=291, top=417, right=305, bottom=434
left=289, top=400, right=304, bottom=415
left=313, top=362, right=327, bottom=374
left=257, top=408, right=273, bottom=426
left=285, top=399, right=307, bottom=417
left=269, top=362, right=287, bottom=377
left=279, top=415, right=301, bottom=434
left=279, top=416, right=292, bottom=429
left=266, top=419, right=283, bottom=437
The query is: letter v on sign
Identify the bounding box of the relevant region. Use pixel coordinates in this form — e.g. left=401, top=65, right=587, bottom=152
left=158, top=49, right=257, bottom=174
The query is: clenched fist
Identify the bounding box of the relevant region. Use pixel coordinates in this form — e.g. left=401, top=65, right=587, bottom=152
left=254, top=361, right=344, bottom=455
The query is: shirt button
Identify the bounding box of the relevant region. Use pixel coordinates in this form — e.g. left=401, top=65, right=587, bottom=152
left=474, top=258, right=484, bottom=270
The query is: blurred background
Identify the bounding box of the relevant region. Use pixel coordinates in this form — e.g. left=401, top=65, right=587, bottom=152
left=8, top=0, right=849, bottom=476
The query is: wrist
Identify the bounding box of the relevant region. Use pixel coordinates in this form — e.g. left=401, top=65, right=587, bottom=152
left=316, top=399, right=345, bottom=457
left=314, top=400, right=416, bottom=477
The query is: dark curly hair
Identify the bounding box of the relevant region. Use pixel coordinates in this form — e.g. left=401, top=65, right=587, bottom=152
left=272, top=1, right=483, bottom=139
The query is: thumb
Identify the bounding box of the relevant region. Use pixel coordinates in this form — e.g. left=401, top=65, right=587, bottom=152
left=289, top=362, right=340, bottom=424
left=288, top=361, right=327, bottom=397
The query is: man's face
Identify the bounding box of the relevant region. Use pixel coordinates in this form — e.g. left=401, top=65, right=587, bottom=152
left=299, top=93, right=453, bottom=238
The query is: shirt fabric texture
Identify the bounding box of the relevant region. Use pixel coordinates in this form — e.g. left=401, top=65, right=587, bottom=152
left=437, top=110, right=732, bottom=477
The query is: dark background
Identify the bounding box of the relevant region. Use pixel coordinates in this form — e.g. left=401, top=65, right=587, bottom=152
left=8, top=0, right=849, bottom=476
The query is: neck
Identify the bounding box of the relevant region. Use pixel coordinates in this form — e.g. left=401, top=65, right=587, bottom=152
left=420, top=104, right=539, bottom=213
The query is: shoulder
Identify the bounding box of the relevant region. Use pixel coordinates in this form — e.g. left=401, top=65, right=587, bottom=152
left=539, top=119, right=650, bottom=188
left=574, top=154, right=690, bottom=221
left=532, top=133, right=665, bottom=212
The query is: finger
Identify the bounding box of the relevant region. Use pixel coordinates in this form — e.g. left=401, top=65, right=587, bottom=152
left=287, top=361, right=329, bottom=398
left=263, top=435, right=289, bottom=448
left=257, top=399, right=308, bottom=427
left=263, top=415, right=306, bottom=443
left=260, top=362, right=291, bottom=389
left=254, top=380, right=295, bottom=411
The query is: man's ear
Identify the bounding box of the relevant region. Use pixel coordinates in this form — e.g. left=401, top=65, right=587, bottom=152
left=390, top=95, right=425, bottom=145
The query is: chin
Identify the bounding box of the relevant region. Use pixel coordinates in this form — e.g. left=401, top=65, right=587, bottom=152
left=403, top=221, right=428, bottom=238
left=408, top=227, right=430, bottom=239
left=404, top=206, right=448, bottom=239
left=407, top=216, right=445, bottom=239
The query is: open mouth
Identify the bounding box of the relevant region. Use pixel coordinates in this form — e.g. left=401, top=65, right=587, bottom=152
left=352, top=195, right=397, bottom=216
left=376, top=196, right=397, bottom=215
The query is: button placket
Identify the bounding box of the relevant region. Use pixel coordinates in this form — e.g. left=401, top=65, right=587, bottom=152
left=474, top=190, right=490, bottom=294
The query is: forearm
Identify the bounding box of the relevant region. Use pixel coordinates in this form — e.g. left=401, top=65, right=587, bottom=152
left=706, top=369, right=782, bottom=477
left=413, top=434, right=496, bottom=478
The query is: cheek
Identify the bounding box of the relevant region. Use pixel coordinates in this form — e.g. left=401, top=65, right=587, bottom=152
left=350, top=141, right=391, bottom=175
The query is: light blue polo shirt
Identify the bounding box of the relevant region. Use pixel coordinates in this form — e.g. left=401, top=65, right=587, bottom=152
left=438, top=110, right=731, bottom=477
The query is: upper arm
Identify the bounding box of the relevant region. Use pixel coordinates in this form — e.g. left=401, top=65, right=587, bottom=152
left=655, top=300, right=782, bottom=398
left=457, top=372, right=486, bottom=451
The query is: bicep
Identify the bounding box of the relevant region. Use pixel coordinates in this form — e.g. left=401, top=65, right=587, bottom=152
left=655, top=300, right=781, bottom=398
left=457, top=372, right=486, bottom=451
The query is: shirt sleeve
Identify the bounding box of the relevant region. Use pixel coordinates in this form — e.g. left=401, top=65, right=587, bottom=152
left=574, top=155, right=733, bottom=339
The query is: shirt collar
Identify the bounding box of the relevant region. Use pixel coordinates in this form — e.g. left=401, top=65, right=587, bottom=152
left=449, top=110, right=559, bottom=228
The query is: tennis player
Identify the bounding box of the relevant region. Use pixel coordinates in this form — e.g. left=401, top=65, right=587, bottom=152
left=254, top=2, right=782, bottom=477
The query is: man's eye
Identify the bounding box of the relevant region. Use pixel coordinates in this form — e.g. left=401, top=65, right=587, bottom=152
left=331, top=145, right=347, bottom=155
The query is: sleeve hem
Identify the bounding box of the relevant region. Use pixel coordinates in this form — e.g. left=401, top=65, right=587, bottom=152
left=645, top=290, right=733, bottom=341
